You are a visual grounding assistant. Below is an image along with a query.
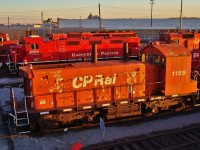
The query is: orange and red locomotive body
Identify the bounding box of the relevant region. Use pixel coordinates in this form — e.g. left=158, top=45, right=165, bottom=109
left=7, top=43, right=197, bottom=133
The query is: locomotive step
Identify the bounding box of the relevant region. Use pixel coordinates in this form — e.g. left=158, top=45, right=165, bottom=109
left=16, top=117, right=28, bottom=121
left=16, top=110, right=27, bottom=113
left=16, top=124, right=30, bottom=134
left=16, top=123, right=29, bottom=127
left=18, top=131, right=30, bottom=134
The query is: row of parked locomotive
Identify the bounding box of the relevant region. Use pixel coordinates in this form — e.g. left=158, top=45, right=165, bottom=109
left=5, top=42, right=199, bottom=133
left=2, top=30, right=200, bottom=77
left=0, top=31, right=140, bottom=75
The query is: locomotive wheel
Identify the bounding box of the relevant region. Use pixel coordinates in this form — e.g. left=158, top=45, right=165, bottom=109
left=38, top=119, right=60, bottom=132
left=29, top=121, right=40, bottom=132
left=0, top=68, right=10, bottom=77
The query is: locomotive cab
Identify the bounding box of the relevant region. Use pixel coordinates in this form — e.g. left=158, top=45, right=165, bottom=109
left=142, top=43, right=197, bottom=97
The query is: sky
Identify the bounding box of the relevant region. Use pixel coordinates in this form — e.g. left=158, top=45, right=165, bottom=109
left=0, top=0, right=199, bottom=24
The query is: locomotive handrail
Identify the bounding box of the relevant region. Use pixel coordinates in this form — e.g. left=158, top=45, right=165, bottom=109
left=18, top=84, right=23, bottom=88
left=197, top=89, right=200, bottom=100
left=4, top=85, right=11, bottom=88
left=146, top=81, right=164, bottom=85
left=9, top=113, right=16, bottom=119
left=194, top=70, right=200, bottom=81
left=25, top=95, right=33, bottom=98
left=24, top=96, right=29, bottom=125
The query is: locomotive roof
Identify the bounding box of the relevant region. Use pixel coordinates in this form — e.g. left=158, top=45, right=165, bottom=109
left=19, top=60, right=141, bottom=74
left=143, top=44, right=191, bottom=57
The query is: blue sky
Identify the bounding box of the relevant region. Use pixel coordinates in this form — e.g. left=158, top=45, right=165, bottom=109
left=0, top=0, right=199, bottom=24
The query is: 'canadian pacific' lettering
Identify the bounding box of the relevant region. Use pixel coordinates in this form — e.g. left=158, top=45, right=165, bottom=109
left=72, top=74, right=117, bottom=88
left=71, top=51, right=119, bottom=58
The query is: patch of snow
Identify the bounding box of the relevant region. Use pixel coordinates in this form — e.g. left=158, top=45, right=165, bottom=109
left=0, top=87, right=24, bottom=107
left=0, top=77, right=23, bottom=85
left=11, top=112, right=200, bottom=150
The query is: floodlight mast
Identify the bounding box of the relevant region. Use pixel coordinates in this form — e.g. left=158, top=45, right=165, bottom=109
left=180, top=0, right=183, bottom=30
left=150, top=0, right=155, bottom=27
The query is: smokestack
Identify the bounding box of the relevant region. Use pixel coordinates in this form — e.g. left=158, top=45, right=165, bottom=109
left=123, top=42, right=129, bottom=61
left=92, top=44, right=98, bottom=63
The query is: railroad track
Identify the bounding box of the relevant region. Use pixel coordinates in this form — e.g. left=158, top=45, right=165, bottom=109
left=83, top=124, right=200, bottom=150
left=3, top=106, right=200, bottom=135
left=0, top=107, right=199, bottom=150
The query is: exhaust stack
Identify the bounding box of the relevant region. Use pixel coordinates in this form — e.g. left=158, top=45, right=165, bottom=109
left=92, top=44, right=98, bottom=63
left=123, top=42, right=129, bottom=61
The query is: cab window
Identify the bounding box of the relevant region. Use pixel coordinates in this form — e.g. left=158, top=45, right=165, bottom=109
left=146, top=54, right=161, bottom=64
left=171, top=39, right=179, bottom=44
left=161, top=58, right=166, bottom=68
left=0, top=37, right=3, bottom=42
left=30, top=44, right=39, bottom=50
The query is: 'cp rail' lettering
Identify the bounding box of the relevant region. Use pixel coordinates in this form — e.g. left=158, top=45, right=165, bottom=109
left=72, top=76, right=93, bottom=88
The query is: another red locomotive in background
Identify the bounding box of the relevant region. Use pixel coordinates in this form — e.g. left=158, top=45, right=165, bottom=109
left=0, top=31, right=140, bottom=74
left=159, top=30, right=200, bottom=87
left=0, top=33, right=19, bottom=63
left=159, top=30, right=200, bottom=50
left=7, top=43, right=198, bottom=133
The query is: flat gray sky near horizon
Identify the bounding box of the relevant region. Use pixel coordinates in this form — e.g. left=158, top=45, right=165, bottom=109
left=0, top=0, right=199, bottom=24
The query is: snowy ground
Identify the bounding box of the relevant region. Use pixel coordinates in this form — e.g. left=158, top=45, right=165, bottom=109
left=12, top=112, right=200, bottom=150
left=0, top=77, right=23, bottom=85
left=0, top=87, right=24, bottom=108
left=0, top=78, right=200, bottom=149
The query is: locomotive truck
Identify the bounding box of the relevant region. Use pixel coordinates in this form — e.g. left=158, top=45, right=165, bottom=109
left=6, top=43, right=198, bottom=133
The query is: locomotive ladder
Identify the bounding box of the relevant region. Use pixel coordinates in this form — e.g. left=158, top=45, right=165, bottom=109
left=7, top=54, right=18, bottom=74
left=9, top=88, right=30, bottom=134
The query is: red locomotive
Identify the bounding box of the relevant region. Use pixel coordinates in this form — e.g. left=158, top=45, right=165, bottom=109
left=0, top=33, right=19, bottom=60
left=0, top=33, right=19, bottom=73
left=1, top=31, right=140, bottom=74
left=159, top=30, right=200, bottom=50
left=6, top=43, right=198, bottom=133
left=191, top=49, right=200, bottom=87
left=49, top=31, right=138, bottom=39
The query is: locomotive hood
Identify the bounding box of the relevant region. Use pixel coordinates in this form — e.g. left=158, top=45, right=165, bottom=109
left=142, top=43, right=191, bottom=58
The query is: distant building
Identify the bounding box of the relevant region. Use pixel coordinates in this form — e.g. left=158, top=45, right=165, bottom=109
left=87, top=13, right=100, bottom=19
left=35, top=18, right=58, bottom=28
left=33, top=24, right=42, bottom=28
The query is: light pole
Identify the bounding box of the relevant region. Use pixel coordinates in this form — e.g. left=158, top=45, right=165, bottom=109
left=99, top=3, right=102, bottom=31
left=49, top=22, right=52, bottom=34
left=180, top=0, right=183, bottom=30
left=150, top=0, right=155, bottom=27
left=47, top=18, right=52, bottom=34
